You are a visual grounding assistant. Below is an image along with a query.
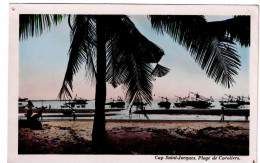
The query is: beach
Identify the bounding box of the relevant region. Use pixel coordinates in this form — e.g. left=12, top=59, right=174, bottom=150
left=19, top=120, right=249, bottom=155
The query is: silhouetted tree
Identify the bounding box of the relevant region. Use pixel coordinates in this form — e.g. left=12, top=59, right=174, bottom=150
left=20, top=14, right=169, bottom=152
left=149, top=15, right=250, bottom=88
left=19, top=14, right=250, bottom=153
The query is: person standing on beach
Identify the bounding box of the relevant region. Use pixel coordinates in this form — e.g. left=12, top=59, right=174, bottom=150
left=26, top=100, right=34, bottom=120
left=220, top=107, right=225, bottom=121
left=72, top=110, right=77, bottom=121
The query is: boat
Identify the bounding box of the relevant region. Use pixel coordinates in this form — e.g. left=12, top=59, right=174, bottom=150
left=60, top=102, right=73, bottom=115
left=188, top=100, right=212, bottom=108
left=129, top=99, right=149, bottom=120
left=237, top=96, right=250, bottom=105
left=36, top=106, right=48, bottom=110
left=19, top=97, right=29, bottom=102
left=132, top=101, right=147, bottom=109
left=60, top=97, right=89, bottom=115
left=219, top=95, right=245, bottom=109
left=174, top=92, right=213, bottom=109
left=105, top=97, right=125, bottom=108
left=220, top=102, right=241, bottom=108
left=174, top=96, right=187, bottom=107
left=61, top=100, right=88, bottom=109
left=18, top=97, right=29, bottom=108
left=187, top=92, right=213, bottom=108
left=158, top=96, right=171, bottom=109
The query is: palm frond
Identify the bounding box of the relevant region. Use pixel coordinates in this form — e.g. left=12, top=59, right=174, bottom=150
left=106, top=15, right=165, bottom=104
left=52, top=14, right=63, bottom=25
left=83, top=17, right=97, bottom=84
left=58, top=15, right=96, bottom=99
left=152, top=64, right=170, bottom=77
left=19, top=14, right=63, bottom=40
left=106, top=15, right=165, bottom=63
left=148, top=15, right=241, bottom=88
left=123, top=55, right=154, bottom=105
left=203, top=37, right=240, bottom=88
left=207, top=16, right=250, bottom=47
left=106, top=35, right=122, bottom=88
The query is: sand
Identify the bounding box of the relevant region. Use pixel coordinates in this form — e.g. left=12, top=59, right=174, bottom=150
left=19, top=120, right=249, bottom=155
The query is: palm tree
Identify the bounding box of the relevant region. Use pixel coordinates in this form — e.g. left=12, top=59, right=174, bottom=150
left=149, top=15, right=250, bottom=88
left=19, top=14, right=249, bottom=153
left=20, top=14, right=169, bottom=152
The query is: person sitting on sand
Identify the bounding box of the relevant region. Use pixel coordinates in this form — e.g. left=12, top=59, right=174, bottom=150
left=25, top=100, right=34, bottom=120
left=30, top=109, right=43, bottom=121
left=220, top=107, right=225, bottom=121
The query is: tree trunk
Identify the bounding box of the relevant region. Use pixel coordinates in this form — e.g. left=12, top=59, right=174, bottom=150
left=92, top=17, right=107, bottom=153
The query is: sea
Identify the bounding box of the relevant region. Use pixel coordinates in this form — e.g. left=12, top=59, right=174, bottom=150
left=18, top=99, right=249, bottom=121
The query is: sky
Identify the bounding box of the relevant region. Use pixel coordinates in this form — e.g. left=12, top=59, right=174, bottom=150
left=19, top=15, right=249, bottom=100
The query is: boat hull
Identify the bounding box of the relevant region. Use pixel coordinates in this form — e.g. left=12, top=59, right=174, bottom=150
left=174, top=102, right=186, bottom=108
left=158, top=102, right=171, bottom=109
left=61, top=109, right=73, bottom=115
left=187, top=101, right=212, bottom=109
left=105, top=102, right=125, bottom=108
left=238, top=101, right=250, bottom=105
left=175, top=101, right=211, bottom=109
left=220, top=103, right=241, bottom=108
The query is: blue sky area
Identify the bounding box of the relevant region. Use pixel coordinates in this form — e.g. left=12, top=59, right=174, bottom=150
left=19, top=15, right=249, bottom=100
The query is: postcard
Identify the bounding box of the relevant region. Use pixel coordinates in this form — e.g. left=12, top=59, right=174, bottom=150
left=9, top=4, right=258, bottom=163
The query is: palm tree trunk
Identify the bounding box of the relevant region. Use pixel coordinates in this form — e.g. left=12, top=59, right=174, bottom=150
left=92, top=17, right=107, bottom=153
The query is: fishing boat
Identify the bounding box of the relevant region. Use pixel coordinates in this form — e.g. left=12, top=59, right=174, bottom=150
left=18, top=97, right=29, bottom=108
left=220, top=102, right=241, bottom=108
left=158, top=96, right=171, bottom=109
left=60, top=97, right=89, bottom=115
left=132, top=101, right=147, bottom=109
left=129, top=99, right=150, bottom=120
left=187, top=92, right=213, bottom=108
left=237, top=96, right=250, bottom=105
left=60, top=102, right=74, bottom=115
left=219, top=95, right=243, bottom=108
left=61, top=98, right=88, bottom=109
left=174, top=96, right=187, bottom=107
left=105, top=97, right=125, bottom=108
left=188, top=101, right=212, bottom=108
left=19, top=97, right=29, bottom=101
left=174, top=92, right=213, bottom=109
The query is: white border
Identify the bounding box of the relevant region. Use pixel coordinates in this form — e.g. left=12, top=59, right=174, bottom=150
left=8, top=4, right=259, bottom=163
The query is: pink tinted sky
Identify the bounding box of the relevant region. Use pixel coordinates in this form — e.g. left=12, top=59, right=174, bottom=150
left=19, top=15, right=249, bottom=100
